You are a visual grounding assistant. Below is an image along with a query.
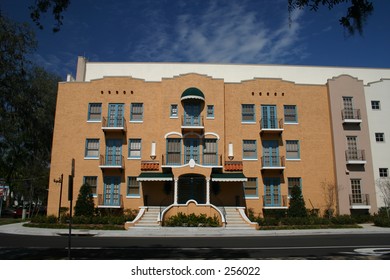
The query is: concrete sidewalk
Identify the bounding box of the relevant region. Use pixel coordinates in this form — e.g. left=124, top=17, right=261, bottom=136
left=1, top=222, right=390, bottom=237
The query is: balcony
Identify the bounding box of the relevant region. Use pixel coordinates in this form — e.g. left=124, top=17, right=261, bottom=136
left=349, top=194, right=370, bottom=209
left=181, top=115, right=204, bottom=130
left=345, top=150, right=366, bottom=165
left=263, top=195, right=288, bottom=208
left=101, top=116, right=126, bottom=132
left=97, top=194, right=123, bottom=208
left=162, top=153, right=222, bottom=167
left=260, top=118, right=284, bottom=134
left=261, top=156, right=285, bottom=170
left=99, top=155, right=125, bottom=170
left=341, top=109, right=362, bottom=124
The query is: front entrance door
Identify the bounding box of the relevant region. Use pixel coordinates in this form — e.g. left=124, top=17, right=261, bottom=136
left=184, top=138, right=200, bottom=164
left=178, top=174, right=206, bottom=204
left=103, top=176, right=121, bottom=206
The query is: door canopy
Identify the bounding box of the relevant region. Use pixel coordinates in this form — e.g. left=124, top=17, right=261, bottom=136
left=181, top=87, right=205, bottom=102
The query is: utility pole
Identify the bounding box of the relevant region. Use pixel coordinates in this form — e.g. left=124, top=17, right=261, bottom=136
left=68, top=159, right=75, bottom=260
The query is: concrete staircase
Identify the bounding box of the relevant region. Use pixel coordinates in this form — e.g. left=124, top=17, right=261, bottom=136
left=223, top=207, right=257, bottom=230
left=133, top=207, right=161, bottom=227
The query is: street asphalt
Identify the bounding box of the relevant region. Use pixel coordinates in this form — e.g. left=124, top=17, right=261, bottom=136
left=1, top=222, right=390, bottom=237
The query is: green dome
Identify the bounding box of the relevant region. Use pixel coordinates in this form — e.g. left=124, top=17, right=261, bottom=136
left=181, top=87, right=205, bottom=101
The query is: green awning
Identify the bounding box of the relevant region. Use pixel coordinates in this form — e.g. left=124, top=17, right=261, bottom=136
left=181, top=87, right=205, bottom=101
left=211, top=173, right=247, bottom=182
left=137, top=172, right=173, bottom=182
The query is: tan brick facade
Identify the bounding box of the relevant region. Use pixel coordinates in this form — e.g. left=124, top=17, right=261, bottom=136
left=48, top=70, right=338, bottom=219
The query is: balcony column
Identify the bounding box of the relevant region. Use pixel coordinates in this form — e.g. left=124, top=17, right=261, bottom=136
left=206, top=178, right=210, bottom=205
left=173, top=178, right=178, bottom=205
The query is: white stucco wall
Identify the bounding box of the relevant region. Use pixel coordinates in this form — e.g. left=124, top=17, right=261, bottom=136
left=83, top=61, right=390, bottom=85
left=365, top=79, right=390, bottom=208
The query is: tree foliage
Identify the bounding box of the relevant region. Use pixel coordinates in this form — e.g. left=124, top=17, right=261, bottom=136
left=0, top=15, right=60, bottom=206
left=74, top=184, right=95, bottom=217
left=288, top=0, right=374, bottom=35
left=28, top=0, right=71, bottom=32
left=287, top=185, right=308, bottom=217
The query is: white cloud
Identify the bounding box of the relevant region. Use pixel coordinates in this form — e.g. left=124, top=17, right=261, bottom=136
left=129, top=1, right=306, bottom=64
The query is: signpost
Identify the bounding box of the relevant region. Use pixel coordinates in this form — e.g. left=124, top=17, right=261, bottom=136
left=68, top=158, right=75, bottom=260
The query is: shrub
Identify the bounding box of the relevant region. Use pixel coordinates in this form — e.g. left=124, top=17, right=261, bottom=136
left=373, top=216, right=390, bottom=227
left=331, top=215, right=356, bottom=225
left=165, top=212, right=220, bottom=227
left=263, top=209, right=286, bottom=219
left=287, top=185, right=307, bottom=218
left=74, top=184, right=95, bottom=217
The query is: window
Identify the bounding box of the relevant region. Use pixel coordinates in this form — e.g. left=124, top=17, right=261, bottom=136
left=166, top=138, right=181, bottom=165
left=203, top=139, right=217, bottom=165
left=242, top=104, right=255, bottom=122
left=371, top=100, right=381, bottom=110
left=130, top=103, right=143, bottom=121
left=350, top=179, right=362, bottom=204
left=127, top=176, right=140, bottom=196
left=170, top=104, right=178, bottom=118
left=128, top=139, right=142, bottom=159
left=286, top=140, right=300, bottom=159
left=83, top=176, right=97, bottom=196
left=244, top=178, right=258, bottom=198
left=207, top=105, right=214, bottom=118
left=264, top=178, right=281, bottom=207
left=85, top=139, right=99, bottom=158
left=243, top=140, right=257, bottom=159
left=88, top=103, right=102, bottom=121
left=375, top=133, right=385, bottom=142
left=284, top=105, right=297, bottom=123
left=379, top=168, right=389, bottom=178
left=288, top=177, right=301, bottom=198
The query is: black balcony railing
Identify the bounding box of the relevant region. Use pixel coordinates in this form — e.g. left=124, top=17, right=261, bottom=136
left=260, top=118, right=284, bottom=131
left=342, top=109, right=361, bottom=121
left=345, top=149, right=366, bottom=162
left=181, top=115, right=204, bottom=127
left=162, top=153, right=222, bottom=166
left=262, top=195, right=287, bottom=207
left=101, top=116, right=126, bottom=130
left=349, top=194, right=370, bottom=206
left=99, top=155, right=125, bottom=169
left=98, top=194, right=123, bottom=208
left=261, top=156, right=285, bottom=168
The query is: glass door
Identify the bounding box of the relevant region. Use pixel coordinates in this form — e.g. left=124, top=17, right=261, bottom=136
left=261, top=105, right=277, bottom=129
left=103, top=176, right=121, bottom=206
left=184, top=138, right=200, bottom=164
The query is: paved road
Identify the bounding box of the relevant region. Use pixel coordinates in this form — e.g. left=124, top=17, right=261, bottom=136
left=1, top=232, right=389, bottom=259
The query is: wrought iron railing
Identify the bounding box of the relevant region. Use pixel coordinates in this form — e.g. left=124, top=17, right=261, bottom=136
left=98, top=194, right=123, bottom=207
left=342, top=109, right=361, bottom=120
left=261, top=156, right=285, bottom=168
left=260, top=118, right=284, bottom=130
left=181, top=115, right=204, bottom=127
left=101, top=116, right=126, bottom=129
left=349, top=194, right=370, bottom=206
left=162, top=154, right=222, bottom=166
left=262, top=195, right=287, bottom=207
left=345, top=149, right=366, bottom=161
left=99, top=155, right=125, bottom=168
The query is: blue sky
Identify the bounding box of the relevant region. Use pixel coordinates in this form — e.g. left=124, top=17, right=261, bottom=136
left=2, top=0, right=390, bottom=79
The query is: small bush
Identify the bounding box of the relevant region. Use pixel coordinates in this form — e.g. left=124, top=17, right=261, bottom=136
left=373, top=216, right=390, bottom=227
left=330, top=215, right=356, bottom=225
left=165, top=212, right=220, bottom=227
